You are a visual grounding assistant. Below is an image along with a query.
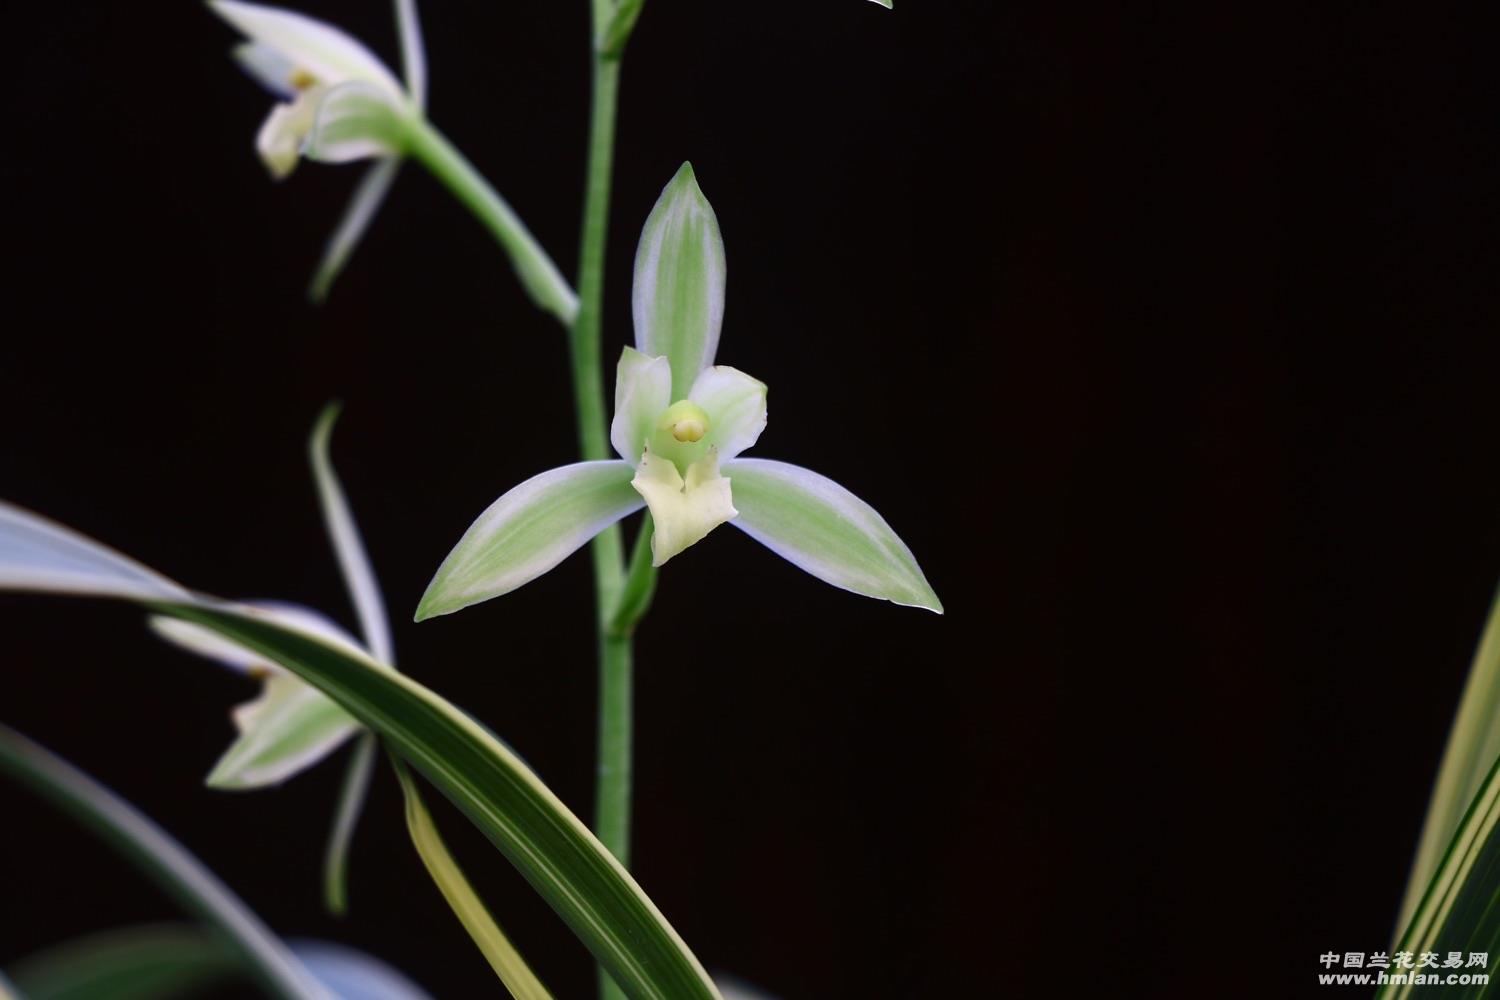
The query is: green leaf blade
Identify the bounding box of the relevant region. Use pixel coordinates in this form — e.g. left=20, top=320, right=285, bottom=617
left=0, top=728, right=329, bottom=1000
left=0, top=503, right=718, bottom=999
left=162, top=603, right=718, bottom=1000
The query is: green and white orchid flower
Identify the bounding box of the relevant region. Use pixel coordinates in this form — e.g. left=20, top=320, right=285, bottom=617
left=144, top=406, right=393, bottom=792
left=416, top=164, right=941, bottom=621
left=142, top=405, right=390, bottom=911
left=211, top=0, right=427, bottom=299
left=150, top=600, right=367, bottom=789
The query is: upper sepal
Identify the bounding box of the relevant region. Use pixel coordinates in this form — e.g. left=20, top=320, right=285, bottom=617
left=210, top=1, right=405, bottom=97
left=633, top=163, right=727, bottom=400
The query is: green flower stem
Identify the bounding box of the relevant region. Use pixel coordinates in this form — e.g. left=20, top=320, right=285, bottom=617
left=403, top=118, right=579, bottom=325
left=574, top=24, right=634, bottom=1000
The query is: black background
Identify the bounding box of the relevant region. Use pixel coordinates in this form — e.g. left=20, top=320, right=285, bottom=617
left=4, top=3, right=1500, bottom=997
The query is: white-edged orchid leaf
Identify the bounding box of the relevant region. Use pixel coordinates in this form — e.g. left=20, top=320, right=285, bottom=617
left=416, top=461, right=643, bottom=620
left=290, top=940, right=434, bottom=1000
left=721, top=459, right=942, bottom=612
left=870, top=0, right=893, bottom=8
left=0, top=509, right=719, bottom=998
left=210, top=1, right=404, bottom=97
left=232, top=41, right=298, bottom=97
left=391, top=758, right=553, bottom=999
left=310, top=158, right=401, bottom=303
left=632, top=448, right=735, bottom=567
left=0, top=502, right=187, bottom=602
left=304, top=82, right=409, bottom=165
left=309, top=404, right=394, bottom=663
left=207, top=672, right=361, bottom=790
left=688, top=366, right=767, bottom=463
left=394, top=0, right=427, bottom=111
left=149, top=601, right=365, bottom=674
left=610, top=347, right=673, bottom=464
left=0, top=729, right=331, bottom=1000
left=633, top=163, right=727, bottom=400
left=7, top=924, right=434, bottom=1000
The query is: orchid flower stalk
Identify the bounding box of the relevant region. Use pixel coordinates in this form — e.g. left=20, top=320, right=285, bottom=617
left=209, top=1, right=576, bottom=319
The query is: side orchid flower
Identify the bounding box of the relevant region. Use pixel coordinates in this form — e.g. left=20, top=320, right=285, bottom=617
left=147, top=405, right=394, bottom=913
left=211, top=0, right=426, bottom=299
left=417, top=164, right=941, bottom=620
left=210, top=1, right=578, bottom=317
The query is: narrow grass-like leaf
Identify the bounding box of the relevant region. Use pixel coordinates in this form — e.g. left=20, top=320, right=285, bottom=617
left=0, top=504, right=718, bottom=1000
left=1381, top=748, right=1500, bottom=999
left=9, top=924, right=228, bottom=1000
left=0, top=727, right=328, bottom=1000
left=393, top=0, right=427, bottom=110
left=1398, top=585, right=1500, bottom=933
left=8, top=924, right=432, bottom=1000
left=391, top=756, right=552, bottom=999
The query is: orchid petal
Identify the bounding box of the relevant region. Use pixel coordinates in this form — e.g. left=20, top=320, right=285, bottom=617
left=206, top=671, right=361, bottom=789
left=610, top=347, right=673, bottom=464
left=304, top=82, right=408, bottom=165
left=309, top=404, right=394, bottom=664
left=417, top=461, right=643, bottom=620
left=632, top=163, right=727, bottom=399
left=210, top=1, right=404, bottom=97
left=720, top=459, right=942, bottom=612
left=310, top=158, right=401, bottom=303
left=632, top=448, right=736, bottom=566
left=232, top=41, right=298, bottom=98
left=688, top=365, right=767, bottom=463
left=394, top=0, right=427, bottom=111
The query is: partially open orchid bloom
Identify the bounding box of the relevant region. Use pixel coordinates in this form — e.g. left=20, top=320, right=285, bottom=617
left=147, top=406, right=395, bottom=790
left=149, top=601, right=367, bottom=788
left=417, top=164, right=941, bottom=621
left=211, top=0, right=428, bottom=298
